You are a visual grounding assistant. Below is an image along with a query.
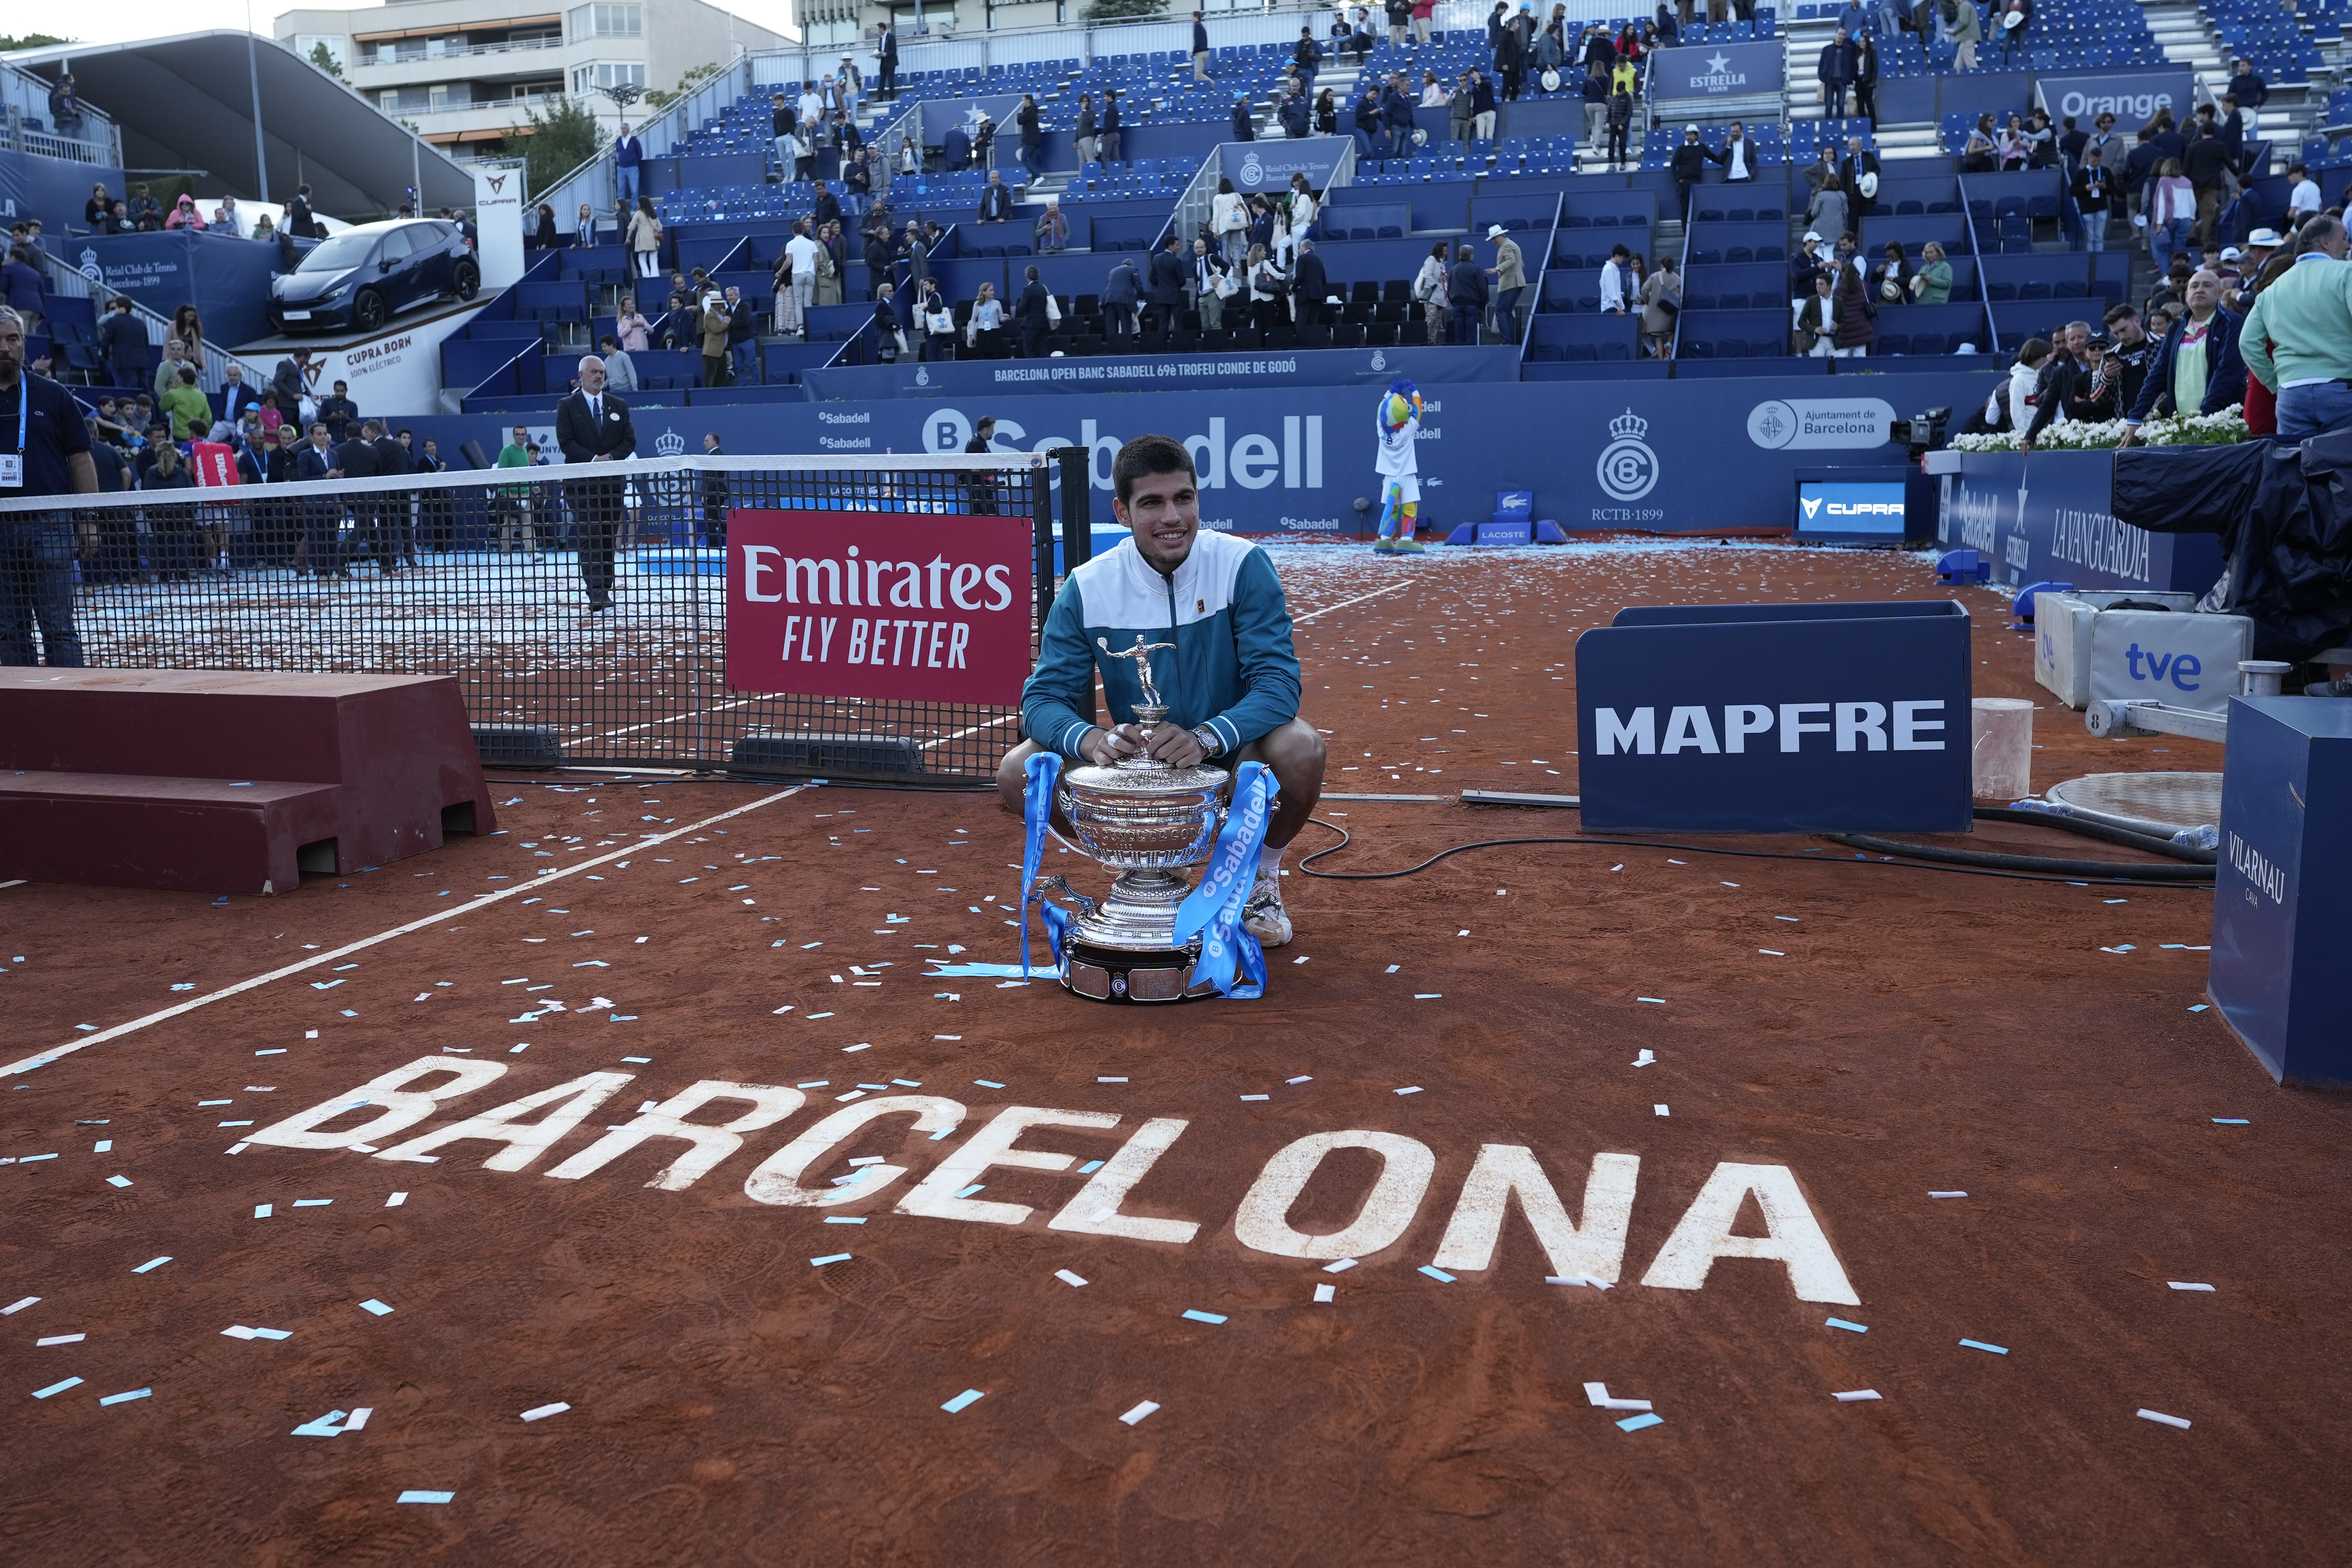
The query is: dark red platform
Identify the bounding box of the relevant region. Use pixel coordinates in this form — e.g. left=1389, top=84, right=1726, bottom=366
left=1, top=671, right=498, bottom=895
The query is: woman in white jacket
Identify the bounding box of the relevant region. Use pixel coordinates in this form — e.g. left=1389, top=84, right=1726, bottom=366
left=1277, top=173, right=1318, bottom=266
left=2006, top=338, right=2051, bottom=431
left=1211, top=177, right=1250, bottom=268
left=1412, top=240, right=1449, bottom=346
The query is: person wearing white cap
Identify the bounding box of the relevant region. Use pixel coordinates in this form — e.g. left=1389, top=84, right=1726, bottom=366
left=1670, top=123, right=1723, bottom=221
left=1486, top=223, right=1527, bottom=341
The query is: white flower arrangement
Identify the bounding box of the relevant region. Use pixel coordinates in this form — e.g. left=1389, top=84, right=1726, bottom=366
left=1950, top=406, right=2250, bottom=454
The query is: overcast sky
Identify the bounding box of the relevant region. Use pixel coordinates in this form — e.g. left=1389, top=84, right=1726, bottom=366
left=30, top=0, right=796, bottom=50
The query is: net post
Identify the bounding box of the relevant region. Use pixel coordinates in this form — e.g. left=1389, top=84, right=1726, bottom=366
left=1031, top=454, right=1057, bottom=632
left=1050, top=445, right=1092, bottom=574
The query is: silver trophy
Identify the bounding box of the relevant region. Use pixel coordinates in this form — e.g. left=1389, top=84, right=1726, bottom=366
left=1035, top=634, right=1233, bottom=1003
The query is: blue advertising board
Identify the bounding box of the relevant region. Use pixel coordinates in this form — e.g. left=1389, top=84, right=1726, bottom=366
left=1798, top=480, right=1907, bottom=542
left=407, top=369, right=2006, bottom=538
left=71, top=230, right=286, bottom=350
left=1650, top=42, right=1785, bottom=105
left=1939, top=450, right=2224, bottom=596
left=800, top=345, right=1522, bottom=401
left=1217, top=139, right=1349, bottom=195
left=1575, top=601, right=1974, bottom=833
left=2209, top=697, right=2352, bottom=1086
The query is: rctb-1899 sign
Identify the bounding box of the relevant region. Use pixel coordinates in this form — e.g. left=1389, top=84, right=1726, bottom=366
left=725, top=509, right=1034, bottom=706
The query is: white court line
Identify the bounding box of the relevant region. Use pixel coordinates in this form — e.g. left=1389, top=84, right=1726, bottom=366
left=1293, top=581, right=1412, bottom=624
left=1, top=880, right=24, bottom=891
left=0, top=786, right=805, bottom=1078
left=921, top=713, right=1017, bottom=751
left=594, top=694, right=760, bottom=743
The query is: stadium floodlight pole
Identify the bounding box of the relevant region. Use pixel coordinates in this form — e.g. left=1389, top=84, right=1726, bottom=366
left=245, top=5, right=271, bottom=204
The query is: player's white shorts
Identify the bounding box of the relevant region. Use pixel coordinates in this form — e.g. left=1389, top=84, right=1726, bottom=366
left=1380, top=475, right=1420, bottom=507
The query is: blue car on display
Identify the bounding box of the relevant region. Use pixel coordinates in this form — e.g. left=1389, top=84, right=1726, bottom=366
left=267, top=218, right=480, bottom=334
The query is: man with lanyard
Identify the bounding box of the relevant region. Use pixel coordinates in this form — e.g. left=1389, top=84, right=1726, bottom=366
left=555, top=353, right=636, bottom=616
left=999, top=434, right=1327, bottom=947
left=2241, top=214, right=2352, bottom=440
left=0, top=307, right=97, bottom=666
left=2121, top=267, right=2245, bottom=445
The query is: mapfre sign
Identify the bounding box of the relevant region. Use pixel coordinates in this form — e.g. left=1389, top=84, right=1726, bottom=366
left=726, top=508, right=1034, bottom=706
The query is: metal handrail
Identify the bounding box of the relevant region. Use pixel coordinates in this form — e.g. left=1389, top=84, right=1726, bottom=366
left=29, top=248, right=261, bottom=396
left=358, top=36, right=565, bottom=67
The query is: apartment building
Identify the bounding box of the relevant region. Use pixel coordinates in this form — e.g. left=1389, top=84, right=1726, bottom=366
left=278, top=0, right=794, bottom=159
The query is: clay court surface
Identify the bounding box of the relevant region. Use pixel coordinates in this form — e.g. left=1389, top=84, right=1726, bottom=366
left=5, top=545, right=2347, bottom=1566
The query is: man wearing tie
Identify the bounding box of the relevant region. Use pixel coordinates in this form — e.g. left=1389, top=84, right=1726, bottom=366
left=556, top=354, right=637, bottom=616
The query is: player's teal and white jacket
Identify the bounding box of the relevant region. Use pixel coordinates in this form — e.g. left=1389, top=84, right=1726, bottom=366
left=1021, top=531, right=1301, bottom=759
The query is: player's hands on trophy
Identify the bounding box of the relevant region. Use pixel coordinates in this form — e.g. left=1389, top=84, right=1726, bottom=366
left=1144, top=722, right=1207, bottom=768
left=1083, top=724, right=1146, bottom=766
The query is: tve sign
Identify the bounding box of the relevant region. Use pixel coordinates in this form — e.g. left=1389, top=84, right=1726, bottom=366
left=1576, top=601, right=1973, bottom=833
left=727, top=509, right=1033, bottom=705
left=2086, top=608, right=2254, bottom=715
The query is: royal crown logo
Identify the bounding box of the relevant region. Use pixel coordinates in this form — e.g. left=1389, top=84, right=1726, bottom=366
left=654, top=427, right=687, bottom=457
left=1369, top=348, right=1387, bottom=371
left=1609, top=408, right=1648, bottom=442
left=78, top=248, right=101, bottom=283
left=915, top=364, right=931, bottom=387
left=1597, top=408, right=1659, bottom=503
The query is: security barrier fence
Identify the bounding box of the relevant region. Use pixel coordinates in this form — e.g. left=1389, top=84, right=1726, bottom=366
left=0, top=452, right=1088, bottom=784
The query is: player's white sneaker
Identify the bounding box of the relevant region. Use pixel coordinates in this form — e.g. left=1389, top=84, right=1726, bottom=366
left=1242, top=877, right=1292, bottom=947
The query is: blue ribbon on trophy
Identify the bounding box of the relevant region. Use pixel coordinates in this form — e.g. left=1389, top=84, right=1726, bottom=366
left=1171, top=760, right=1277, bottom=999
left=1019, top=750, right=1070, bottom=975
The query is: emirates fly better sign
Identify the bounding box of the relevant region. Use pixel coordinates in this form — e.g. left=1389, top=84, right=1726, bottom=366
left=726, top=509, right=1034, bottom=704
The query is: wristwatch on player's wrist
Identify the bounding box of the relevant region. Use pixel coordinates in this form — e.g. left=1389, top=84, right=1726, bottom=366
left=1190, top=725, right=1224, bottom=758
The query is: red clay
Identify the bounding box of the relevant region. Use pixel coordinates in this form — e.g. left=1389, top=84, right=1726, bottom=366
left=2, top=545, right=2342, bottom=1568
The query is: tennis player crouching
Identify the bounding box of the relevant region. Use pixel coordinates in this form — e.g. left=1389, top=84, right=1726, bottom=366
left=996, top=433, right=1327, bottom=945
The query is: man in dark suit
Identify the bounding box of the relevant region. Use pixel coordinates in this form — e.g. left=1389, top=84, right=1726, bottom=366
left=1838, top=135, right=1882, bottom=225
left=1145, top=235, right=1188, bottom=333
left=1015, top=265, right=1052, bottom=358
left=1103, top=255, right=1141, bottom=338
left=336, top=418, right=396, bottom=577
left=556, top=353, right=637, bottom=615
left=1292, top=238, right=1331, bottom=330
left=977, top=170, right=1016, bottom=224
left=374, top=420, right=419, bottom=565
left=876, top=23, right=899, bottom=99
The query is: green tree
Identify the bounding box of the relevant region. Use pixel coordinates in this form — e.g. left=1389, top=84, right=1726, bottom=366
left=520, top=95, right=603, bottom=199
left=307, top=41, right=345, bottom=80
left=643, top=61, right=721, bottom=113
left=1082, top=0, right=1165, bottom=18
left=0, top=34, right=74, bottom=49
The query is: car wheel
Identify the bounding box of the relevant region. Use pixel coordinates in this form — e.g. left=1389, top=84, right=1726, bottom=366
left=454, top=259, right=480, bottom=301
left=354, top=289, right=387, bottom=332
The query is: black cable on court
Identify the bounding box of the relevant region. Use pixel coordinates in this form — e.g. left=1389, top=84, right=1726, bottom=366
left=1295, top=813, right=2215, bottom=889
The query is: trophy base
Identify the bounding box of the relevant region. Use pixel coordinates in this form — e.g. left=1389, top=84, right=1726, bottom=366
left=1060, top=939, right=1205, bottom=1004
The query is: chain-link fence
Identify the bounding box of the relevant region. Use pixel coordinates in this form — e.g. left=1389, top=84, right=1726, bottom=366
left=0, top=452, right=1075, bottom=784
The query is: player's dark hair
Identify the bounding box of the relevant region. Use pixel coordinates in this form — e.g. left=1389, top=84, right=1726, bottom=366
left=1112, top=433, right=1196, bottom=504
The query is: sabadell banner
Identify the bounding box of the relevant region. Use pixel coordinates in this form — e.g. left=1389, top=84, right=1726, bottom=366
left=401, top=371, right=2006, bottom=537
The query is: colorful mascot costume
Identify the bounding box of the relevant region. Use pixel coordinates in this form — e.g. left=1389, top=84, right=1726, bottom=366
left=1372, top=379, right=1424, bottom=554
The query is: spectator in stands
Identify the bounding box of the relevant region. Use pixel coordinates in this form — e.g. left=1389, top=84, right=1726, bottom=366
left=1421, top=71, right=1449, bottom=108
left=1795, top=273, right=1838, bottom=356
left=2217, top=95, right=2246, bottom=173
left=2024, top=108, right=2058, bottom=168
left=770, top=93, right=795, bottom=177
left=916, top=277, right=956, bottom=361
left=1193, top=237, right=1232, bottom=331
left=1532, top=16, right=1565, bottom=79
left=1599, top=243, right=1636, bottom=317
left=2240, top=217, right=2352, bottom=439
left=1826, top=263, right=1875, bottom=358
left=978, top=170, right=1016, bottom=227
left=2122, top=267, right=2245, bottom=441
left=1248, top=244, right=1290, bottom=343
left=1148, top=235, right=1190, bottom=333
left=1412, top=241, right=1449, bottom=343
left=1351, top=82, right=1383, bottom=161
left=845, top=148, right=872, bottom=214
left=1230, top=93, right=1256, bottom=145
left=1101, top=90, right=1124, bottom=164
left=151, top=338, right=190, bottom=404
left=1075, top=94, right=1100, bottom=165
left=1945, top=0, right=1981, bottom=70
left=169, top=304, right=206, bottom=363
left=1295, top=26, right=1323, bottom=97
left=99, top=200, right=135, bottom=235
left=1193, top=11, right=1217, bottom=81
left=1808, top=172, right=1851, bottom=245
left=2184, top=126, right=2234, bottom=252
left=1315, top=87, right=1341, bottom=138
left=158, top=365, right=207, bottom=442
left=875, top=21, right=898, bottom=98
left=1841, top=136, right=1881, bottom=225
left=1104, top=254, right=1142, bottom=339
left=1606, top=81, right=1633, bottom=170
left=2019, top=321, right=2092, bottom=448
left=220, top=362, right=261, bottom=426
left=1495, top=13, right=1527, bottom=102
left=628, top=198, right=664, bottom=281
left=1719, top=122, right=1757, bottom=184
left=870, top=282, right=909, bottom=364
left=1580, top=62, right=1609, bottom=148
left=0, top=248, right=42, bottom=340
left=1853, top=34, right=1878, bottom=125
left=128, top=184, right=163, bottom=232
left=47, top=74, right=84, bottom=138
left=1012, top=266, right=1053, bottom=360
left=1792, top=231, right=1827, bottom=300
left=598, top=334, right=637, bottom=392
left=814, top=223, right=846, bottom=308
left=1638, top=257, right=1679, bottom=359
left=1818, top=28, right=1856, bottom=120
left=2073, top=147, right=2115, bottom=253
left=615, top=122, right=643, bottom=206
left=696, top=292, right=732, bottom=388
left=1673, top=126, right=1720, bottom=221
left=1468, top=69, right=1498, bottom=141
left=85, top=183, right=114, bottom=228
left=1992, top=0, right=2030, bottom=64
left=812, top=183, right=843, bottom=235
left=1413, top=0, right=1436, bottom=44
left=2228, top=57, right=2265, bottom=111
left=2287, top=163, right=2321, bottom=228
left=1906, top=239, right=1951, bottom=304
left=0, top=306, right=94, bottom=665
left=1281, top=81, right=1313, bottom=139
left=1996, top=113, right=2029, bottom=171
left=1382, top=75, right=1417, bottom=159
left=2148, top=159, right=2195, bottom=277
left=1486, top=224, right=1527, bottom=342
left=165, top=194, right=207, bottom=232
left=966, top=281, right=1006, bottom=358
left=900, top=219, right=932, bottom=295
left=1866, top=242, right=1912, bottom=309
left=1035, top=198, right=1069, bottom=257
left=1292, top=239, right=1331, bottom=331
left=1015, top=95, right=1043, bottom=179
left=1958, top=114, right=1997, bottom=173
left=316, top=379, right=358, bottom=444
left=2146, top=106, right=2185, bottom=167
left=2084, top=113, right=2124, bottom=179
